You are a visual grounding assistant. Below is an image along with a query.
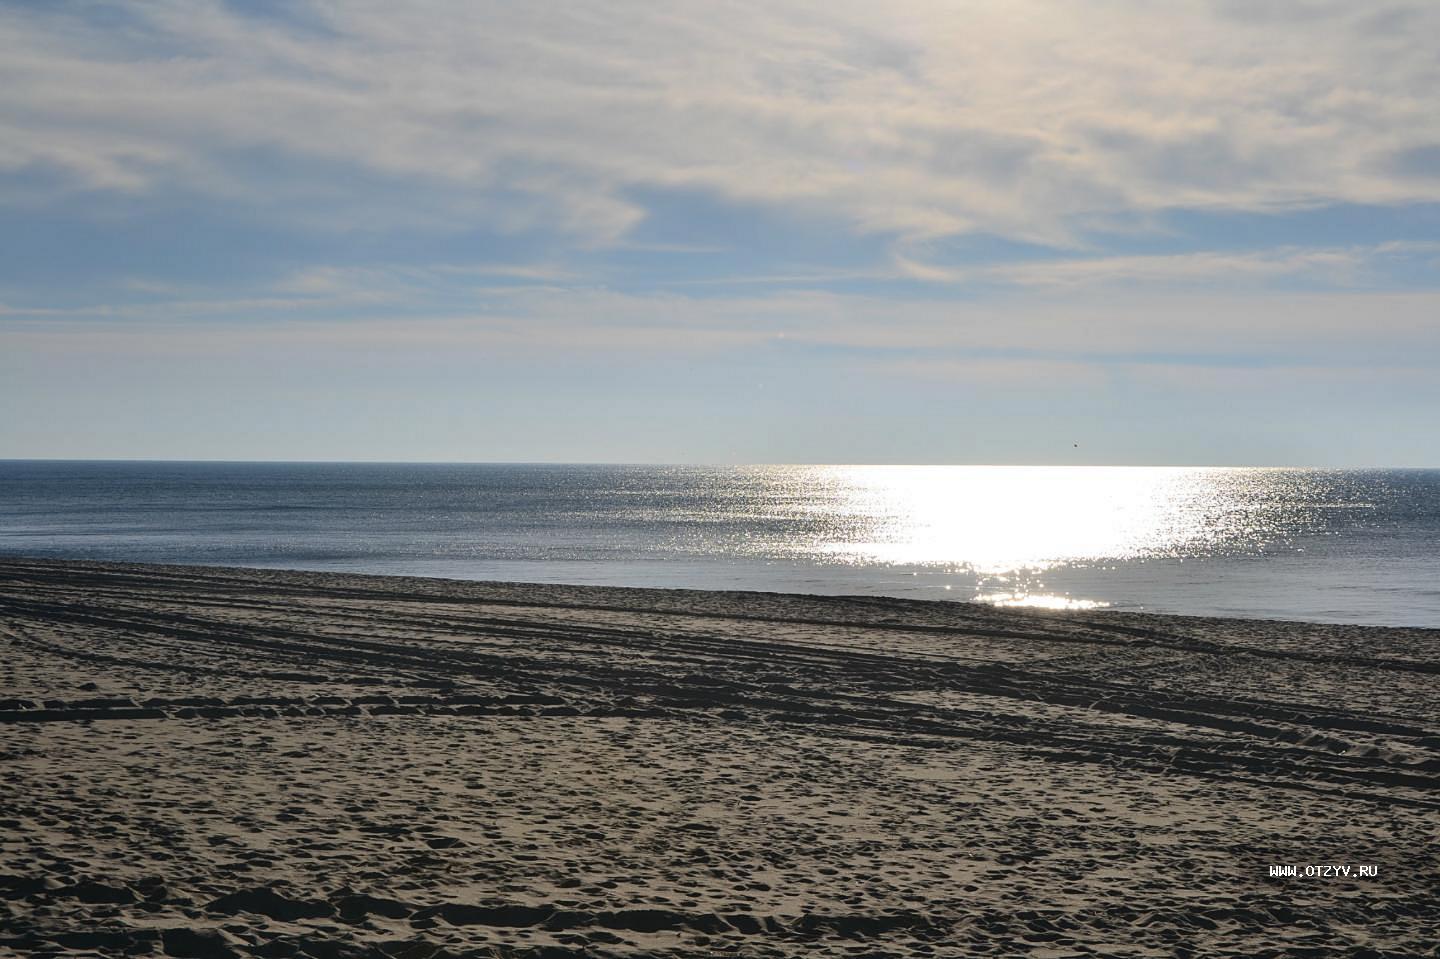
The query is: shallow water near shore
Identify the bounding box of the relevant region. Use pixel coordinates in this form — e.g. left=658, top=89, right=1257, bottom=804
left=2, top=461, right=1438, bottom=626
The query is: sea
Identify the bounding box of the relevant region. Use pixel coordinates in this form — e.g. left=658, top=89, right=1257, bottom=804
left=1, top=461, right=1438, bottom=627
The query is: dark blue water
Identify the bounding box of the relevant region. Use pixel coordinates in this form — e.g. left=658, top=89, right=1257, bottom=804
left=2, top=461, right=1438, bottom=626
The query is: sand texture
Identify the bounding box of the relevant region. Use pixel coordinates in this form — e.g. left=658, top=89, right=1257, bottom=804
left=2, top=558, right=1438, bottom=958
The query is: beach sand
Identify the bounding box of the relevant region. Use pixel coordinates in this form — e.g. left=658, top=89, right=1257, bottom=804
left=1, top=557, right=1437, bottom=958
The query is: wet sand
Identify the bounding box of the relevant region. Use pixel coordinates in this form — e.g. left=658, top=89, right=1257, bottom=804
left=1, top=557, right=1437, bottom=958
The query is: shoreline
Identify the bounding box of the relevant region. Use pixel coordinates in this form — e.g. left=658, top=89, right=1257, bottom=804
left=2, top=557, right=1437, bottom=956
left=4, top=552, right=1439, bottom=634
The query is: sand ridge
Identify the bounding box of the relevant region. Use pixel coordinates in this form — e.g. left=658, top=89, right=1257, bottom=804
left=1, top=557, right=1437, bottom=957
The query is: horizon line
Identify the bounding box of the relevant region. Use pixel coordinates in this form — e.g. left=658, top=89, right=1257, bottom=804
left=2, top=457, right=1436, bottom=470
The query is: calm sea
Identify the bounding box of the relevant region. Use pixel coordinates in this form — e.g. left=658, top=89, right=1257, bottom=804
left=2, top=461, right=1438, bottom=626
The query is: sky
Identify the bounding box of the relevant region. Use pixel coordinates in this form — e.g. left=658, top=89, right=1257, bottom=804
left=2, top=0, right=1439, bottom=465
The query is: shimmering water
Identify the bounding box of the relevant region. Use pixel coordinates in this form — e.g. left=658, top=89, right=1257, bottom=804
left=2, top=461, right=1438, bottom=626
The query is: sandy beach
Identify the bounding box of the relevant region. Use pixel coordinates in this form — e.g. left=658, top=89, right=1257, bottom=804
left=1, top=557, right=1437, bottom=958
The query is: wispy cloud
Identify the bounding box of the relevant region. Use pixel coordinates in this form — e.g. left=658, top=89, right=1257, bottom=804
left=896, top=241, right=1440, bottom=288
left=3, top=1, right=1440, bottom=246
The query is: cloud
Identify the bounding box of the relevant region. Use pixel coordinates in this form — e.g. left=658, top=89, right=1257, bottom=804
left=898, top=242, right=1440, bottom=288
left=3, top=0, right=1440, bottom=245
left=956, top=244, right=1370, bottom=285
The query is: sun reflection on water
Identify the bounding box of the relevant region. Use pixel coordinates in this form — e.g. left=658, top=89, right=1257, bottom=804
left=802, top=466, right=1279, bottom=569
left=732, top=465, right=1330, bottom=609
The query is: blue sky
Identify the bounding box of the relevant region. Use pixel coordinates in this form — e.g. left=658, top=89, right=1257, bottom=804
left=2, top=0, right=1439, bottom=464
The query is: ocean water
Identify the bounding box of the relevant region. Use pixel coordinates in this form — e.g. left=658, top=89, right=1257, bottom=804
left=1, top=461, right=1438, bottom=626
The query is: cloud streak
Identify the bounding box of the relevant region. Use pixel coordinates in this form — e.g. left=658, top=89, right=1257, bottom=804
left=896, top=241, right=1440, bottom=288
left=8, top=284, right=1438, bottom=376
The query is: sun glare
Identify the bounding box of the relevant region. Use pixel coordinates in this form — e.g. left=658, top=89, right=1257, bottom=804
left=705, top=464, right=1323, bottom=607
left=802, top=465, right=1259, bottom=570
